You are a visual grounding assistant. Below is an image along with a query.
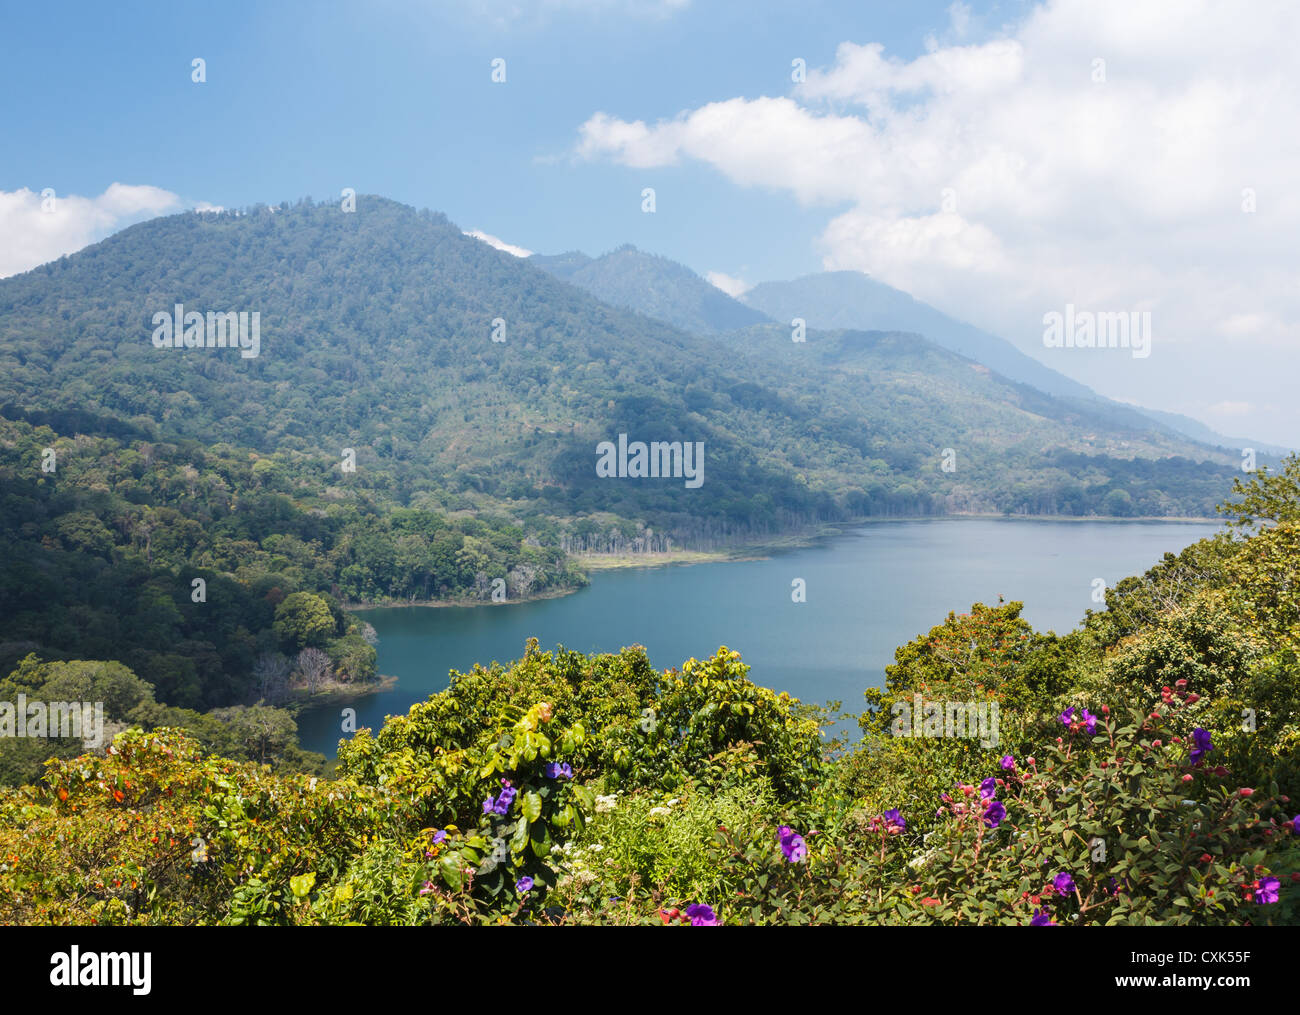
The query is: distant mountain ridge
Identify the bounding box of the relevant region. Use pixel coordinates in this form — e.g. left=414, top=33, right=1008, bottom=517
left=741, top=270, right=1093, bottom=401
left=531, top=245, right=771, bottom=335
left=531, top=246, right=1284, bottom=455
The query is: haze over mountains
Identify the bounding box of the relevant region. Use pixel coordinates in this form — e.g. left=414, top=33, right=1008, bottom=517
left=531, top=245, right=1285, bottom=457
left=0, top=197, right=1247, bottom=536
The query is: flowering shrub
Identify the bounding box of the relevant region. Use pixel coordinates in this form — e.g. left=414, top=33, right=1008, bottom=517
left=879, top=688, right=1294, bottom=926
left=0, top=727, right=405, bottom=925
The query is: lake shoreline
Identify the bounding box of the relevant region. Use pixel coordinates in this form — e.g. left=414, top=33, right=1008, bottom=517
left=303, top=517, right=1224, bottom=758
left=342, top=513, right=1222, bottom=612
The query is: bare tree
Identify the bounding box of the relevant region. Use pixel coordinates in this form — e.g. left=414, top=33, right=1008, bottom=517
left=253, top=652, right=292, bottom=704
left=297, top=647, right=332, bottom=694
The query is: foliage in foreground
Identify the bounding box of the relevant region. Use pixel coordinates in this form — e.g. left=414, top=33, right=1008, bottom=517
left=2, top=461, right=1300, bottom=924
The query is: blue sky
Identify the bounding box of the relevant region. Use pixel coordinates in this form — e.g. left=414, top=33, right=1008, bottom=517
left=2, top=0, right=1297, bottom=446
left=1, top=0, right=970, bottom=281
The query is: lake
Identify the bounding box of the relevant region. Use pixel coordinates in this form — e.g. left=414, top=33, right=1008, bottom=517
left=297, top=518, right=1223, bottom=757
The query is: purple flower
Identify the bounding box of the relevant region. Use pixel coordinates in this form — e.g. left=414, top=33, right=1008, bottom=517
left=1061, top=706, right=1097, bottom=734
left=684, top=903, right=720, bottom=926
left=1255, top=877, right=1280, bottom=905
left=516, top=876, right=534, bottom=894
left=485, top=779, right=518, bottom=816
left=1190, top=727, right=1213, bottom=766
left=432, top=829, right=447, bottom=844
left=1293, top=814, right=1300, bottom=834
left=419, top=881, right=435, bottom=896
left=1000, top=755, right=1015, bottom=770
left=1030, top=908, right=1055, bottom=926
left=777, top=825, right=807, bottom=863
left=980, top=777, right=997, bottom=799
left=983, top=798, right=1006, bottom=828
left=881, top=808, right=906, bottom=834
left=544, top=762, right=563, bottom=778
left=1053, top=872, right=1076, bottom=896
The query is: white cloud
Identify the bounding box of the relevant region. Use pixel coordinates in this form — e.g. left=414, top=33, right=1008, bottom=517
left=464, top=229, right=534, bottom=258
left=0, top=184, right=185, bottom=279
left=572, top=0, right=1300, bottom=444
left=706, top=270, right=749, bottom=297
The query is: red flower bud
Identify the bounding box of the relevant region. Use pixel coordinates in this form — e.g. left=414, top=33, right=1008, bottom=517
left=1239, top=787, right=1255, bottom=797
left=1185, top=693, right=1200, bottom=704
left=1182, top=774, right=1194, bottom=783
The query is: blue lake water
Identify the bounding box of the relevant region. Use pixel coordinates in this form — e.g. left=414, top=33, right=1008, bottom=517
left=297, top=518, right=1222, bottom=757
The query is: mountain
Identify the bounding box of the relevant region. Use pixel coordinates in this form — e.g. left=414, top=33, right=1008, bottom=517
left=0, top=196, right=1240, bottom=535
left=531, top=244, right=771, bottom=335
left=739, top=270, right=1292, bottom=454
left=529, top=248, right=1278, bottom=460
left=1132, top=405, right=1293, bottom=456
left=740, top=270, right=1097, bottom=401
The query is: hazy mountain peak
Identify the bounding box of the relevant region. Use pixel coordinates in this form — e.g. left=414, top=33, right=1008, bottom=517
left=530, top=244, right=771, bottom=335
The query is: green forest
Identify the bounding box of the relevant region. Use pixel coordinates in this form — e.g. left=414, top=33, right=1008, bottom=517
left=0, top=460, right=1297, bottom=925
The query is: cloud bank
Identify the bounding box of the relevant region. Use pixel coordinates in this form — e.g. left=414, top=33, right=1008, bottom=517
left=574, top=0, right=1300, bottom=443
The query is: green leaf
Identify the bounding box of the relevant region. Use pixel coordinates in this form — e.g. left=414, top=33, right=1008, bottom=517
left=289, top=872, right=316, bottom=898
left=439, top=851, right=464, bottom=892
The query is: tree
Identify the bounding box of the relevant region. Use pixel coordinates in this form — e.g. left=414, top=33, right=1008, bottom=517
left=1219, top=452, right=1300, bottom=530
left=297, top=647, right=332, bottom=694
left=273, top=592, right=336, bottom=650
left=209, top=705, right=299, bottom=765
left=252, top=652, right=292, bottom=704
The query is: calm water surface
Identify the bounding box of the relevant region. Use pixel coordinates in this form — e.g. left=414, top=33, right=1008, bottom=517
left=298, top=519, right=1221, bottom=757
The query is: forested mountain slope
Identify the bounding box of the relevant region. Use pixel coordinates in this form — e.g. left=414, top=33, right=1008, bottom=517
left=0, top=195, right=1243, bottom=540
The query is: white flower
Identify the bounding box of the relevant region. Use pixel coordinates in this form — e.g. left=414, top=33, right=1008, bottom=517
left=649, top=806, right=671, bottom=818
left=595, top=794, right=618, bottom=813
